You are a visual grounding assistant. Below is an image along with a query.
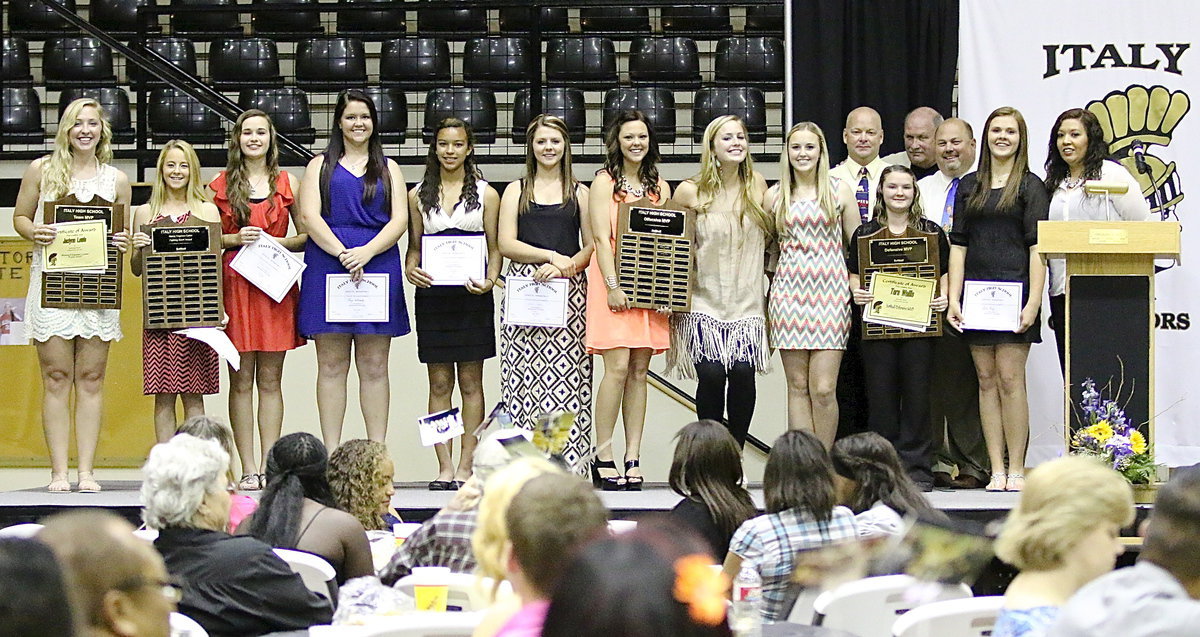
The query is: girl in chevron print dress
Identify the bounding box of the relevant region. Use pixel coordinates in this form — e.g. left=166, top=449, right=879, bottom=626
left=131, top=140, right=222, bottom=444
left=767, top=122, right=860, bottom=447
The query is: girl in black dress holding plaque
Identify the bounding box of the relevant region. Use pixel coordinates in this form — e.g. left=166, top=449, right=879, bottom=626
left=946, top=107, right=1049, bottom=493
left=130, top=140, right=222, bottom=443
left=848, top=165, right=949, bottom=490
left=497, top=115, right=594, bottom=472
left=406, top=118, right=501, bottom=490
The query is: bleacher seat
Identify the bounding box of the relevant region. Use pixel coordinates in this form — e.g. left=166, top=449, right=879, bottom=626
left=661, top=7, right=731, bottom=33
left=89, top=0, right=159, bottom=38
left=512, top=88, right=587, bottom=144
left=423, top=88, right=497, bottom=144
left=58, top=88, right=136, bottom=144
left=43, top=37, right=119, bottom=90
left=628, top=37, right=701, bottom=89
left=714, top=37, right=785, bottom=91
left=746, top=5, right=785, bottom=36
left=170, top=0, right=242, bottom=40
left=252, top=0, right=323, bottom=40
left=1, top=87, right=44, bottom=144
left=579, top=7, right=650, bottom=35
left=545, top=37, right=618, bottom=90
left=603, top=88, right=677, bottom=143
left=148, top=87, right=224, bottom=144
left=415, top=9, right=487, bottom=40
left=1, top=37, right=34, bottom=87
left=239, top=87, right=317, bottom=144
left=364, top=87, right=407, bottom=143
left=692, top=87, right=768, bottom=143
left=296, top=37, right=367, bottom=91
left=8, top=0, right=77, bottom=39
left=380, top=38, right=451, bottom=91
left=209, top=38, right=284, bottom=91
left=462, top=37, right=535, bottom=90
left=130, top=36, right=198, bottom=85
left=336, top=0, right=405, bottom=42
left=498, top=7, right=568, bottom=33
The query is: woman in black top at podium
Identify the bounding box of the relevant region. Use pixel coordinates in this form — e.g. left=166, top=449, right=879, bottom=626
left=946, top=107, right=1049, bottom=493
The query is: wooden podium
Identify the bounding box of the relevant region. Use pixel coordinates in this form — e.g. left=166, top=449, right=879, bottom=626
left=1038, top=221, right=1181, bottom=445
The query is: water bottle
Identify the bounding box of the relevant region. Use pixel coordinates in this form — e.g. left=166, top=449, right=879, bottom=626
left=730, top=564, right=763, bottom=637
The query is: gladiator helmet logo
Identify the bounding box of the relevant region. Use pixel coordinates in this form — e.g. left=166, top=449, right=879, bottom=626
left=1087, top=84, right=1190, bottom=221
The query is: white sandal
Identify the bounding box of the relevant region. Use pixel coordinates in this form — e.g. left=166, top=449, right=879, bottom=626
left=985, top=473, right=1007, bottom=492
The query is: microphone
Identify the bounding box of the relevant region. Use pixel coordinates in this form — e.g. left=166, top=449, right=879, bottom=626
left=1131, top=140, right=1151, bottom=175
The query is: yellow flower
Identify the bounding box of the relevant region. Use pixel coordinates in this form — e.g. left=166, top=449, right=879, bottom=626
left=1131, top=430, right=1147, bottom=454
left=1085, top=421, right=1114, bottom=443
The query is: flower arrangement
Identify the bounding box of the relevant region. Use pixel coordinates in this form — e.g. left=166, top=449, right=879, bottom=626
left=1070, top=378, right=1158, bottom=484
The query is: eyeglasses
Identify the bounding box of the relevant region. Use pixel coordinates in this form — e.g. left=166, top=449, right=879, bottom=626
left=117, top=576, right=184, bottom=603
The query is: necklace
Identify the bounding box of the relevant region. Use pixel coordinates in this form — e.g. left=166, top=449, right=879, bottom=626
left=618, top=175, right=645, bottom=198
left=1063, top=175, right=1085, bottom=189
left=249, top=173, right=268, bottom=195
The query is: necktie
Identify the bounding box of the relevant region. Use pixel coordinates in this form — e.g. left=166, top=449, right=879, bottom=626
left=942, top=177, right=960, bottom=230
left=856, top=167, right=870, bottom=223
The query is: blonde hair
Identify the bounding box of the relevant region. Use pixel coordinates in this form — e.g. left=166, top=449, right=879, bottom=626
left=41, top=98, right=114, bottom=200
left=148, top=140, right=210, bottom=219
left=519, top=115, right=579, bottom=215
left=775, top=122, right=836, bottom=231
left=995, top=456, right=1135, bottom=571
left=692, top=115, right=771, bottom=236
left=471, top=457, right=561, bottom=585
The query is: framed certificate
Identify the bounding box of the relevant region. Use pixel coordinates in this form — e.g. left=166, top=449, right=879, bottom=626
left=856, top=225, right=942, bottom=340
left=616, top=198, right=693, bottom=311
left=422, top=234, right=486, bottom=286
left=325, top=273, right=390, bottom=323
left=228, top=233, right=305, bottom=303
left=141, top=218, right=224, bottom=330
left=43, top=220, right=108, bottom=272
left=503, top=276, right=569, bottom=328
left=961, top=280, right=1023, bottom=331
left=40, top=194, right=125, bottom=310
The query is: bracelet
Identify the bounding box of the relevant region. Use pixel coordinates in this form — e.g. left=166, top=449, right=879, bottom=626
left=605, top=275, right=619, bottom=290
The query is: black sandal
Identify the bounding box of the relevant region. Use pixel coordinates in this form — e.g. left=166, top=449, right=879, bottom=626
left=591, top=459, right=626, bottom=491
left=428, top=480, right=452, bottom=491
left=624, top=459, right=643, bottom=491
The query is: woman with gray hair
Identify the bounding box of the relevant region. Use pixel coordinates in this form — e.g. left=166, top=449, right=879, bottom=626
left=142, top=434, right=333, bottom=636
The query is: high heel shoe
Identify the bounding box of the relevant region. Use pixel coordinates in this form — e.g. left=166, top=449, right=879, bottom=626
left=624, top=459, right=643, bottom=492
left=591, top=459, right=626, bottom=491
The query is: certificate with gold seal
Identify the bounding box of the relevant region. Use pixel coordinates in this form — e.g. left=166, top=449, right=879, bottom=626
left=864, top=272, right=936, bottom=332
left=43, top=219, right=108, bottom=273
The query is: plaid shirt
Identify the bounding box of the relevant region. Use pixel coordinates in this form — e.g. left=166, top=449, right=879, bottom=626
left=379, top=508, right=479, bottom=586
left=730, top=506, right=859, bottom=621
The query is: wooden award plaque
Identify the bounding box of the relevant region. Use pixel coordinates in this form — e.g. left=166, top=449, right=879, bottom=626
left=41, top=194, right=125, bottom=310
left=616, top=198, right=693, bottom=311
left=141, top=218, right=224, bottom=329
left=857, top=226, right=942, bottom=340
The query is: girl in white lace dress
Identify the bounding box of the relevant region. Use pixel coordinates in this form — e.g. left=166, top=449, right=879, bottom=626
left=11, top=98, right=132, bottom=493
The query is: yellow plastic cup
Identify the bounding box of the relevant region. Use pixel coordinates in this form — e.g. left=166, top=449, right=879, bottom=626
left=411, top=566, right=450, bottom=612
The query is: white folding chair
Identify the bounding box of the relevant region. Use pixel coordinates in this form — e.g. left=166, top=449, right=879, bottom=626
left=608, top=519, right=638, bottom=534
left=358, top=612, right=484, bottom=637
left=812, top=574, right=973, bottom=637
left=392, top=573, right=510, bottom=612
left=169, top=611, right=208, bottom=637
left=892, top=596, right=1004, bottom=637
left=0, top=523, right=43, bottom=538
left=133, top=528, right=159, bottom=541
left=273, top=548, right=338, bottom=604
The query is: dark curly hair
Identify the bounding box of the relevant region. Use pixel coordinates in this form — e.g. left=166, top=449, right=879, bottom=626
left=602, top=110, right=662, bottom=201
left=242, top=432, right=339, bottom=548
left=328, top=439, right=391, bottom=531
left=417, top=117, right=482, bottom=219
left=1044, top=107, right=1109, bottom=193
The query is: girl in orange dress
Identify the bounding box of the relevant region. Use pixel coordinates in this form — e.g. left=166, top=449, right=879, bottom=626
left=586, top=110, right=671, bottom=490
left=210, top=109, right=307, bottom=491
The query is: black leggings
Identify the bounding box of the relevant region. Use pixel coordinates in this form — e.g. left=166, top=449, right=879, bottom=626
left=860, top=337, right=935, bottom=484
left=695, top=360, right=756, bottom=448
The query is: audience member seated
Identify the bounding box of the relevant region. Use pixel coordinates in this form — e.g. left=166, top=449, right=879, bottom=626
left=141, top=434, right=333, bottom=636
left=328, top=439, right=398, bottom=532
left=666, top=419, right=756, bottom=559
left=175, top=415, right=257, bottom=531
left=723, top=430, right=858, bottom=621
left=39, top=510, right=174, bottom=637
left=379, top=429, right=528, bottom=584
left=991, top=456, right=1137, bottom=637
left=831, top=432, right=948, bottom=537
left=542, top=521, right=732, bottom=637
left=0, top=536, right=77, bottom=637
left=239, top=432, right=374, bottom=585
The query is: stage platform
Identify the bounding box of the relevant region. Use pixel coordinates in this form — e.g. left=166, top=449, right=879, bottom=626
left=0, top=479, right=1054, bottom=529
